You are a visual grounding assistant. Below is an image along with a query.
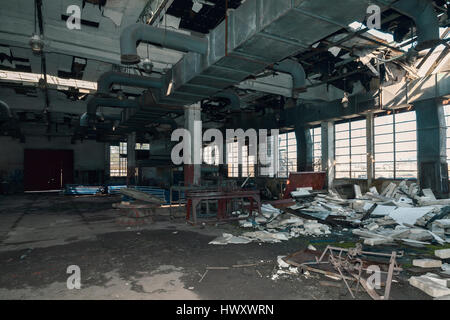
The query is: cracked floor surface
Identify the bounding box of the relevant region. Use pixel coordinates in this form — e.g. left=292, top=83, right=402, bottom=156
left=0, top=193, right=431, bottom=300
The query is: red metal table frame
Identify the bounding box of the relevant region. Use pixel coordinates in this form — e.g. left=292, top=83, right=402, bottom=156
left=186, top=189, right=261, bottom=225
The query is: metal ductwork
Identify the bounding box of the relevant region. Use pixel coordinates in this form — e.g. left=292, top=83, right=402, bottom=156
left=273, top=59, right=306, bottom=92
left=214, top=90, right=241, bottom=112
left=117, top=0, right=440, bottom=109
left=0, top=100, right=13, bottom=119
left=80, top=112, right=122, bottom=127
left=130, top=0, right=384, bottom=106
left=392, top=0, right=441, bottom=51
left=154, top=118, right=178, bottom=130
left=120, top=24, right=209, bottom=65
left=97, top=71, right=164, bottom=95
left=87, top=97, right=139, bottom=119
left=114, top=90, right=183, bottom=134
left=149, top=139, right=177, bottom=158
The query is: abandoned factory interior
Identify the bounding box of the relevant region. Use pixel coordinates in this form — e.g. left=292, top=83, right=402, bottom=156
left=2, top=0, right=450, bottom=303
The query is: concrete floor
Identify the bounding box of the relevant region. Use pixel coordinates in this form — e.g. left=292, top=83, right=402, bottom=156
left=0, top=194, right=432, bottom=300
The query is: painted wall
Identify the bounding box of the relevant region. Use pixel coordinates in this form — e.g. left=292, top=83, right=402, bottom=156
left=0, top=136, right=106, bottom=192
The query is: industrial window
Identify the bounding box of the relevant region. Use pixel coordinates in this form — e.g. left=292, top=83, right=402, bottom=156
left=226, top=142, right=256, bottom=178
left=203, top=145, right=220, bottom=166
left=227, top=141, right=239, bottom=178
left=259, top=135, right=275, bottom=177
left=277, top=132, right=297, bottom=178
left=335, top=119, right=367, bottom=179
left=110, top=142, right=127, bottom=177
left=135, top=143, right=150, bottom=150
left=310, top=127, right=322, bottom=172
left=374, top=110, right=417, bottom=179
left=443, top=104, right=450, bottom=178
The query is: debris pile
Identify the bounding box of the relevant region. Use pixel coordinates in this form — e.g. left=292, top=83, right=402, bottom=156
left=209, top=203, right=331, bottom=245
left=207, top=181, right=450, bottom=299
left=209, top=182, right=450, bottom=247
left=287, top=183, right=450, bottom=247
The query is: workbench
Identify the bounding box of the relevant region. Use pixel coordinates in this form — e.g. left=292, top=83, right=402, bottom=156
left=185, top=189, right=261, bottom=225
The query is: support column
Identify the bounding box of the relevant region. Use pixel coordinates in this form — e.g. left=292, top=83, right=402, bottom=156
left=295, top=126, right=313, bottom=172
left=184, top=103, right=202, bottom=186
left=127, top=132, right=136, bottom=186
left=415, top=99, right=449, bottom=196
left=366, top=112, right=375, bottom=188
left=105, top=143, right=111, bottom=178
left=321, top=121, right=335, bottom=189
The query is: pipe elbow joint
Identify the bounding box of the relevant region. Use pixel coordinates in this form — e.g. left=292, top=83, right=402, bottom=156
left=120, top=24, right=142, bottom=65
left=393, top=0, right=440, bottom=51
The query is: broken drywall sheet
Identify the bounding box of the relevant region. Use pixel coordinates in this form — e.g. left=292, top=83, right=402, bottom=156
left=388, top=207, right=435, bottom=226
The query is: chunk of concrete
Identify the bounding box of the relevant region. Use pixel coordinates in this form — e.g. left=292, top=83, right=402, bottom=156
left=412, top=259, right=442, bottom=268
left=364, top=238, right=392, bottom=246
left=366, top=223, right=379, bottom=231
left=408, top=230, right=433, bottom=242
left=434, top=219, right=450, bottom=229
left=423, top=273, right=450, bottom=288
left=435, top=248, right=450, bottom=259
left=409, top=276, right=450, bottom=298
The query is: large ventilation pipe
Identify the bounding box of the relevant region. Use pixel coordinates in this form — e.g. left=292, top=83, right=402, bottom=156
left=97, top=72, right=164, bottom=96
left=151, top=118, right=178, bottom=130
left=120, top=24, right=209, bottom=65
left=392, top=0, right=440, bottom=51
left=214, top=90, right=242, bottom=112
left=273, top=59, right=306, bottom=92
left=0, top=100, right=13, bottom=119
left=80, top=112, right=122, bottom=127
left=87, top=97, right=139, bottom=120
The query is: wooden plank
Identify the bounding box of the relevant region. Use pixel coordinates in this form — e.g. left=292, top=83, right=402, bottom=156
left=119, top=188, right=165, bottom=204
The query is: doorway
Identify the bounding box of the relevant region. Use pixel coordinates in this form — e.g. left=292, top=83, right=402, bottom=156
left=24, top=149, right=74, bottom=191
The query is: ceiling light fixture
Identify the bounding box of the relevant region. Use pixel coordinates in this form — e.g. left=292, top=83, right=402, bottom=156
left=29, top=33, right=44, bottom=54
left=142, top=58, right=154, bottom=73
left=341, top=92, right=349, bottom=108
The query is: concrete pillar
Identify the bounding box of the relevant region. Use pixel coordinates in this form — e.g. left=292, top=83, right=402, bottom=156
left=105, top=143, right=111, bottom=178
left=415, top=99, right=449, bottom=196
left=366, top=112, right=375, bottom=187
left=321, top=121, right=335, bottom=189
left=127, top=132, right=136, bottom=186
left=184, top=103, right=202, bottom=186
left=295, top=126, right=313, bottom=172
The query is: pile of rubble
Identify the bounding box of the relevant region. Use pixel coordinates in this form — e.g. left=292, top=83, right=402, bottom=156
left=210, top=181, right=450, bottom=246
left=288, top=182, right=450, bottom=247
left=209, top=203, right=331, bottom=245
left=207, top=181, right=450, bottom=299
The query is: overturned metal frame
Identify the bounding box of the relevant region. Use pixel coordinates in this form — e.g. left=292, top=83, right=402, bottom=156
left=305, top=244, right=403, bottom=300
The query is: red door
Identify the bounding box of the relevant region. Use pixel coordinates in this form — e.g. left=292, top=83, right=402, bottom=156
left=24, top=149, right=74, bottom=191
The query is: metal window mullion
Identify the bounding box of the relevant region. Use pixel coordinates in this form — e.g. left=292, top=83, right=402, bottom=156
left=393, top=113, right=397, bottom=179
